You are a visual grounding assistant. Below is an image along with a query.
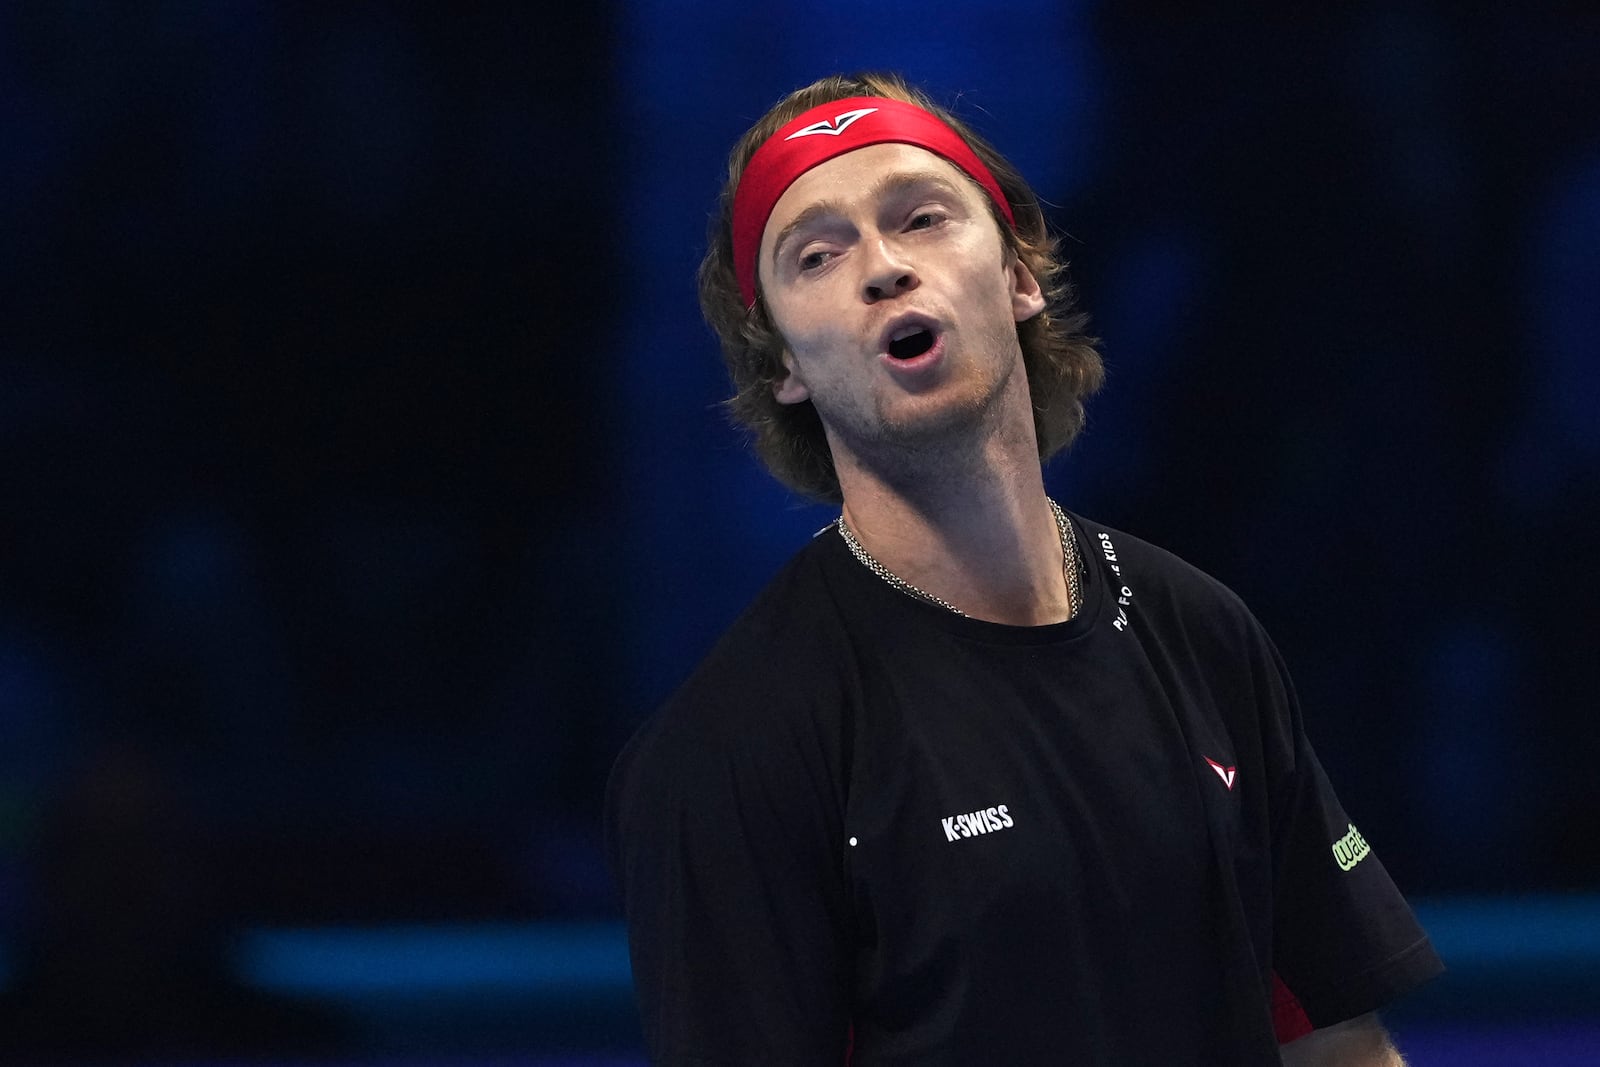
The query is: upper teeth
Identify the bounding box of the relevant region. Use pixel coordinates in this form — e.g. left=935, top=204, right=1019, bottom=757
left=891, top=325, right=925, bottom=342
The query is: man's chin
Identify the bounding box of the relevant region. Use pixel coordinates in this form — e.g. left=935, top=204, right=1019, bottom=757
left=829, top=395, right=1000, bottom=473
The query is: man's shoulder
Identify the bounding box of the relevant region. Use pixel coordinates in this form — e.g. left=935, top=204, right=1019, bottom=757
left=1070, top=512, right=1272, bottom=664
left=703, top=525, right=856, bottom=667
left=638, top=530, right=858, bottom=745
left=712, top=527, right=852, bottom=652
left=607, top=530, right=856, bottom=834
left=1073, top=513, right=1248, bottom=611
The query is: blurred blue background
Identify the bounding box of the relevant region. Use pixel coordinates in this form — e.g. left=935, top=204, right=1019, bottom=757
left=2, top=3, right=1597, bottom=1063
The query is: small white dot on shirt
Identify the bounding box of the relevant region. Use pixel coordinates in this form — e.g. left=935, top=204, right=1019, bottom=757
left=848, top=837, right=858, bottom=847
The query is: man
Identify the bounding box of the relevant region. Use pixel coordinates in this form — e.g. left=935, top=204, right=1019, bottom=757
left=607, top=72, right=1442, bottom=1065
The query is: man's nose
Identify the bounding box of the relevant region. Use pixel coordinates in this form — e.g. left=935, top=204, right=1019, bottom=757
left=861, top=237, right=918, bottom=303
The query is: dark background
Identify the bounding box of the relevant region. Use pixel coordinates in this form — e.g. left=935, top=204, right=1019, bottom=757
left=2, top=3, right=1597, bottom=1063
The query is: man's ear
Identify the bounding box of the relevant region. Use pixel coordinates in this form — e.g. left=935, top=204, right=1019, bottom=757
left=1009, top=255, right=1046, bottom=323
left=772, top=351, right=811, bottom=405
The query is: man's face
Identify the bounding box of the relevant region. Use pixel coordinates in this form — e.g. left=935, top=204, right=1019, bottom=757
left=757, top=143, right=1046, bottom=462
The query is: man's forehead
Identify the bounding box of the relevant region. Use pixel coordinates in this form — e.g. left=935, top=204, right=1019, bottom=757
left=763, top=145, right=975, bottom=242
left=730, top=97, right=1015, bottom=307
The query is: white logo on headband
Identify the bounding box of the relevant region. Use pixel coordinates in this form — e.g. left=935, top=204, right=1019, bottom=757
left=785, top=107, right=878, bottom=140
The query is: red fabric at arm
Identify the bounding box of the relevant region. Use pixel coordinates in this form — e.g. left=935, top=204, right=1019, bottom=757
left=1271, top=971, right=1314, bottom=1044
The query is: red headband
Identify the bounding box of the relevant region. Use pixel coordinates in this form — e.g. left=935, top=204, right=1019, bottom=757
left=731, top=96, right=1015, bottom=309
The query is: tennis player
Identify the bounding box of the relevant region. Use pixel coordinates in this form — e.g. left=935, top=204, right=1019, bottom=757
left=608, top=71, right=1442, bottom=1066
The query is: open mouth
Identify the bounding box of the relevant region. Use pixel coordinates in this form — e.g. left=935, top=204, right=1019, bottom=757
left=888, top=327, right=936, bottom=360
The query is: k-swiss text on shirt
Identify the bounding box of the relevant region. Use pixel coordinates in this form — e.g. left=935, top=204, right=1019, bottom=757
left=941, top=804, right=1013, bottom=841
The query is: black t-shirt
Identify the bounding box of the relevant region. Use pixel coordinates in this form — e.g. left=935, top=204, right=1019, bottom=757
left=606, top=513, right=1442, bottom=1066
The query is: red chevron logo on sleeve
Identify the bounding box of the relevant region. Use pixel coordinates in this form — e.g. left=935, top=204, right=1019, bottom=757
left=1204, top=756, right=1237, bottom=790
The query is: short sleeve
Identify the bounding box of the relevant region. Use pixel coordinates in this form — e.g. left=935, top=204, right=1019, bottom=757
left=1261, top=641, right=1445, bottom=1028
left=605, top=695, right=854, bottom=1066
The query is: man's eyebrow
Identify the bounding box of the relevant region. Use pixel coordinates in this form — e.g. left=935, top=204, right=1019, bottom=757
left=768, top=169, right=968, bottom=271
left=769, top=199, right=847, bottom=272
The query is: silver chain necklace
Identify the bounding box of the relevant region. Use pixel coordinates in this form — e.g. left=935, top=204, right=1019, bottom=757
left=835, top=498, right=1083, bottom=620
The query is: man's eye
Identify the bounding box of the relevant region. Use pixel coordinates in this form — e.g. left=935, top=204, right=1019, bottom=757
left=799, top=250, right=830, bottom=271
left=909, top=212, right=939, bottom=230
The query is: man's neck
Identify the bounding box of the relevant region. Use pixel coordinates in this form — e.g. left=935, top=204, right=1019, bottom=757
left=833, top=440, right=1073, bottom=627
